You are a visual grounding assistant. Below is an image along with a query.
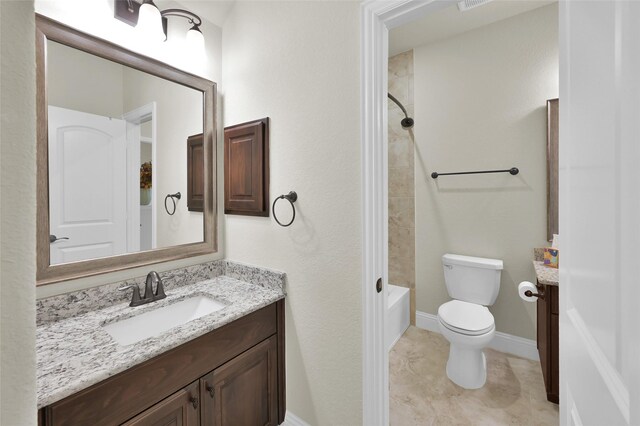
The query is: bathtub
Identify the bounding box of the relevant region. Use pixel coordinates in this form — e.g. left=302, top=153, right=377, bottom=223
left=386, top=284, right=410, bottom=350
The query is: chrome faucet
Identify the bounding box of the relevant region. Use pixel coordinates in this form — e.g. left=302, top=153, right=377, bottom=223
left=119, top=271, right=167, bottom=307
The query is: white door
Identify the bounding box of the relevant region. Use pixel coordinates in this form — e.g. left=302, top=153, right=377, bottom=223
left=48, top=106, right=127, bottom=264
left=560, top=1, right=639, bottom=425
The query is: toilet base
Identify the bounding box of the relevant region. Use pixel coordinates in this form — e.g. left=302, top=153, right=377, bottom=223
left=446, top=345, right=487, bottom=389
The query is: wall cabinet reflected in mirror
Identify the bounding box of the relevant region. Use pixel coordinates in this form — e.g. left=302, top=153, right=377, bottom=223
left=36, top=15, right=217, bottom=284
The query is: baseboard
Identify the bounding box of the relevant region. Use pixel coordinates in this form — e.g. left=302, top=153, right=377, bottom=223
left=388, top=325, right=408, bottom=351
left=415, top=310, right=441, bottom=333
left=415, top=310, right=539, bottom=361
left=281, top=411, right=311, bottom=426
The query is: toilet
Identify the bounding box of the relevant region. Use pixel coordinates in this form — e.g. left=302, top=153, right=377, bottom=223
left=437, top=253, right=503, bottom=389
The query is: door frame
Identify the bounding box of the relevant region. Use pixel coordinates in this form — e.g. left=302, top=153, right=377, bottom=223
left=360, top=1, right=454, bottom=424
left=123, top=102, right=157, bottom=251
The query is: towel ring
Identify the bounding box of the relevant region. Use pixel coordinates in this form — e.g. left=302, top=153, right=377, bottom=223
left=272, top=191, right=298, bottom=227
left=164, top=192, right=181, bottom=215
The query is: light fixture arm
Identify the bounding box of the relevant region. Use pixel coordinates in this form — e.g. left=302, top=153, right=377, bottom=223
left=160, top=8, right=202, bottom=28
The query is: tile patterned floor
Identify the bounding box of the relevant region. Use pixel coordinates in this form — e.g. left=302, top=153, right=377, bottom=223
left=390, top=326, right=559, bottom=425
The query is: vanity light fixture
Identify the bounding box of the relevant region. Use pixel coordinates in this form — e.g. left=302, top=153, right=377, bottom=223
left=114, top=0, right=205, bottom=48
left=137, top=0, right=165, bottom=42
left=162, top=8, right=205, bottom=51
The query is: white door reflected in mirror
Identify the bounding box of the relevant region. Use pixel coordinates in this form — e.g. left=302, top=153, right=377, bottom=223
left=48, top=106, right=128, bottom=264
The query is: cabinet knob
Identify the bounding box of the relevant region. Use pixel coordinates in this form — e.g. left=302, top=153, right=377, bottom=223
left=189, top=396, right=199, bottom=409
left=205, top=383, right=215, bottom=398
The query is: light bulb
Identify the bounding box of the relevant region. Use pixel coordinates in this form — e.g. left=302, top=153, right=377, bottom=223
left=137, top=1, right=165, bottom=43
left=186, top=25, right=205, bottom=53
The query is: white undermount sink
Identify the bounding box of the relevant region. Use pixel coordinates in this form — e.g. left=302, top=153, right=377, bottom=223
left=103, top=295, right=226, bottom=346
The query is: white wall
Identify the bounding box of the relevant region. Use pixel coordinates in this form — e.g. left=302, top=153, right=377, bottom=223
left=222, top=2, right=362, bottom=424
left=414, top=4, right=558, bottom=340
left=34, top=0, right=225, bottom=298
left=122, top=68, right=204, bottom=247
left=0, top=1, right=37, bottom=423
left=47, top=40, right=124, bottom=118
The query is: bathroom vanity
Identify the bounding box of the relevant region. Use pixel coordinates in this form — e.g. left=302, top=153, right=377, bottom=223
left=533, top=260, right=559, bottom=404
left=33, top=13, right=287, bottom=425
left=36, top=262, right=286, bottom=426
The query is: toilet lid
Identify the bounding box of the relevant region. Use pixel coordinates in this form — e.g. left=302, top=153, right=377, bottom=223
left=438, top=300, right=494, bottom=336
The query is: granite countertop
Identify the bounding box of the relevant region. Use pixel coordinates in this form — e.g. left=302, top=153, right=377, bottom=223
left=37, top=276, right=285, bottom=409
left=533, top=261, right=559, bottom=286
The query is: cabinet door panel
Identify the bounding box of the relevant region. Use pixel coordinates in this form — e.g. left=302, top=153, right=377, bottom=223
left=537, top=283, right=549, bottom=386
left=122, top=380, right=199, bottom=426
left=550, top=313, right=559, bottom=403
left=206, top=336, right=278, bottom=426
left=200, top=371, right=216, bottom=425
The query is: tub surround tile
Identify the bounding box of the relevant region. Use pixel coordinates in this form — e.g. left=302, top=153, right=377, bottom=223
left=37, top=271, right=286, bottom=409
left=388, top=104, right=415, bottom=142
left=532, top=261, right=559, bottom=286
left=389, top=197, right=416, bottom=229
left=389, top=138, right=415, bottom=169
left=388, top=50, right=416, bottom=328
left=389, top=253, right=415, bottom=288
left=389, top=167, right=415, bottom=198
left=389, top=226, right=416, bottom=265
left=389, top=50, right=413, bottom=78
left=388, top=75, right=411, bottom=109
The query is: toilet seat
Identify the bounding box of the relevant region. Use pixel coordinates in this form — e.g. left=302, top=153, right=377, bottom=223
left=438, top=300, right=494, bottom=336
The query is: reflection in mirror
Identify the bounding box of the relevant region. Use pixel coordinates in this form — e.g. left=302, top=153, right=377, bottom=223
left=46, top=40, right=204, bottom=265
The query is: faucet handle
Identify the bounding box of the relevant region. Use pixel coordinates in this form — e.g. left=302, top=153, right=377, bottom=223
left=154, top=274, right=166, bottom=300
left=118, top=284, right=142, bottom=306
left=144, top=272, right=157, bottom=300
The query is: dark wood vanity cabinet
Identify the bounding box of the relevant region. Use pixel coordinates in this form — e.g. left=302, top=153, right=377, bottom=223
left=205, top=336, right=278, bottom=426
left=124, top=336, right=278, bottom=426
left=536, top=282, right=559, bottom=404
left=39, top=300, right=285, bottom=426
left=123, top=380, right=200, bottom=426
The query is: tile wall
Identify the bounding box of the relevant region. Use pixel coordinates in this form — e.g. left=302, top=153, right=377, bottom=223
left=388, top=50, right=416, bottom=324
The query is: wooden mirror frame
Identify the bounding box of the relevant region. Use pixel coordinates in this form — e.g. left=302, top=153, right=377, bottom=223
left=36, top=15, right=217, bottom=285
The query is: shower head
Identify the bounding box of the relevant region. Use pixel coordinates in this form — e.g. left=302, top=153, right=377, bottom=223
left=387, top=92, right=414, bottom=130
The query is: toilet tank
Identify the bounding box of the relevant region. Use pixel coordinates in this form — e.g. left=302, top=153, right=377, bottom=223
left=442, top=254, right=503, bottom=306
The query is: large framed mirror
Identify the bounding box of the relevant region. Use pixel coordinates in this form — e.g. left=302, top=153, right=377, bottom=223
left=36, top=15, right=217, bottom=285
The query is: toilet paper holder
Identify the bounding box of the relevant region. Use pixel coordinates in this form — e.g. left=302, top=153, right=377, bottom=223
left=524, top=286, right=545, bottom=300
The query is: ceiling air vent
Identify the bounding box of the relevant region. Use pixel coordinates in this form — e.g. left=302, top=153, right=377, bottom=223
left=457, top=0, right=494, bottom=12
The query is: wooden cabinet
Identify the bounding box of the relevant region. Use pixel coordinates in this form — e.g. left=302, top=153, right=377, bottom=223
left=39, top=300, right=285, bottom=426
left=125, top=337, right=278, bottom=426
left=536, top=282, right=559, bottom=404
left=204, top=336, right=278, bottom=426
left=224, top=118, right=269, bottom=217
left=123, top=380, right=200, bottom=426
left=187, top=133, right=205, bottom=212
